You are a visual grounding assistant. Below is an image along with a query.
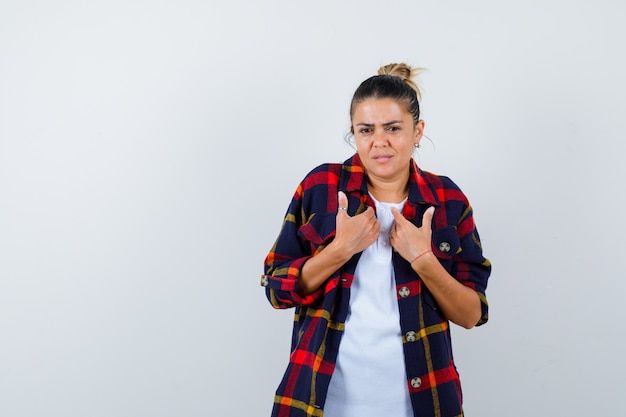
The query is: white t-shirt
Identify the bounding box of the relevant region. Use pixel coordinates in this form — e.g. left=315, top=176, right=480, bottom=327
left=324, top=196, right=412, bottom=417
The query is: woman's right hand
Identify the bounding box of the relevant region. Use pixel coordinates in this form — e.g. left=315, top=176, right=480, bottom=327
left=297, top=191, right=379, bottom=295
left=332, top=191, right=380, bottom=258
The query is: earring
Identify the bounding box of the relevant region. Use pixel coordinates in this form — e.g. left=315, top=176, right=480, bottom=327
left=414, top=143, right=420, bottom=149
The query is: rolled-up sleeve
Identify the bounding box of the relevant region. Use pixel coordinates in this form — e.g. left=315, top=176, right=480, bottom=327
left=452, top=204, right=491, bottom=326
left=261, top=186, right=324, bottom=309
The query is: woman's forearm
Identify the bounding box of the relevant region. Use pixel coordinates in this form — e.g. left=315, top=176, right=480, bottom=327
left=298, top=241, right=352, bottom=296
left=412, top=252, right=482, bottom=329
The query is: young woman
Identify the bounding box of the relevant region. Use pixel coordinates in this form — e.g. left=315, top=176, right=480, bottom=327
left=262, top=63, right=491, bottom=417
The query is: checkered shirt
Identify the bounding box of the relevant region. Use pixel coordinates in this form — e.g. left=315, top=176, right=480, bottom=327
left=262, top=153, right=491, bottom=417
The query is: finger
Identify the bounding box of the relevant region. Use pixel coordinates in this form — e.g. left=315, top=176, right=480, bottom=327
left=362, top=206, right=375, bottom=217
left=390, top=207, right=406, bottom=224
left=422, top=206, right=435, bottom=229
left=337, top=191, right=349, bottom=215
left=362, top=208, right=379, bottom=230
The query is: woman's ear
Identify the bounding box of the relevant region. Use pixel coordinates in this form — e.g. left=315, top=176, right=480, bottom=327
left=414, top=119, right=425, bottom=143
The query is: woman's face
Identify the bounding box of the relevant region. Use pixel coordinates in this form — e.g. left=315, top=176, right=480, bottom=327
left=352, top=98, right=424, bottom=186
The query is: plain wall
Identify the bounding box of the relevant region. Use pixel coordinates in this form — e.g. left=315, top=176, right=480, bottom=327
left=1, top=0, right=625, bottom=416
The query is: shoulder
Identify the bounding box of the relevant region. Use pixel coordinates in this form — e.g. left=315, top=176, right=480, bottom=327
left=420, top=169, right=470, bottom=206
left=305, top=162, right=343, bottom=176
left=419, top=169, right=459, bottom=189
left=290, top=163, right=342, bottom=215
left=299, top=163, right=343, bottom=189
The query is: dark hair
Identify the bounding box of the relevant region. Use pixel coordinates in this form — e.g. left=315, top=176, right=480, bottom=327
left=349, top=63, right=424, bottom=128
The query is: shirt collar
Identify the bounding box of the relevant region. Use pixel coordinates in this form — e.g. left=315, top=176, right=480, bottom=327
left=339, top=153, right=440, bottom=207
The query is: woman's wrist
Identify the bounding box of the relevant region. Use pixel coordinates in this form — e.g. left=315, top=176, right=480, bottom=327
left=410, top=249, right=432, bottom=265
left=325, top=239, right=354, bottom=266
left=410, top=249, right=438, bottom=274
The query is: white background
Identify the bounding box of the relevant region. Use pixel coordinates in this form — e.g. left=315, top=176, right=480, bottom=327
left=1, top=1, right=625, bottom=416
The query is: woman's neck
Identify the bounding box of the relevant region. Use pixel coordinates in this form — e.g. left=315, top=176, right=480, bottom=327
left=367, top=177, right=409, bottom=203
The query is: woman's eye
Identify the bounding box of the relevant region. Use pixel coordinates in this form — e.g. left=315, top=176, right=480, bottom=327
left=386, top=126, right=400, bottom=132
left=359, top=128, right=373, bottom=134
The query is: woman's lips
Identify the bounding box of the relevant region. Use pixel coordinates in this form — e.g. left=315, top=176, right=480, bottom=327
left=372, top=155, right=392, bottom=163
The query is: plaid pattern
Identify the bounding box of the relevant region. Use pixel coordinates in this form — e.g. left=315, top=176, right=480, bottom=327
left=262, top=153, right=491, bottom=417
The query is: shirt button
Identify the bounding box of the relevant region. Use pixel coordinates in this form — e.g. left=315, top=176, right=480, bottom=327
left=405, top=331, right=417, bottom=342
left=398, top=286, right=410, bottom=298
left=260, top=276, right=269, bottom=287
left=411, top=377, right=422, bottom=388
left=381, top=240, right=387, bottom=246
left=439, top=242, right=451, bottom=253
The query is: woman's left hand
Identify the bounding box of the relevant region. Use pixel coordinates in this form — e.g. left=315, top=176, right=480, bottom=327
left=390, top=205, right=482, bottom=329
left=389, top=206, right=435, bottom=263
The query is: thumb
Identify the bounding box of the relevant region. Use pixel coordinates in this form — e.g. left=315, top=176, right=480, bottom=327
left=422, top=206, right=435, bottom=228
left=390, top=207, right=405, bottom=223
left=337, top=191, right=349, bottom=214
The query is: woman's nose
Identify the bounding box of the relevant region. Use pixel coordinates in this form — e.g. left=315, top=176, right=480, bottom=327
left=372, top=129, right=388, bottom=146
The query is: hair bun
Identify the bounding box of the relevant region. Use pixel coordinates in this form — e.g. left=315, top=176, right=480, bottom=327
left=377, top=63, right=425, bottom=100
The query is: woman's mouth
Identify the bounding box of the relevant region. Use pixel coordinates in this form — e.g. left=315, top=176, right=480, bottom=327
left=372, top=155, right=392, bottom=163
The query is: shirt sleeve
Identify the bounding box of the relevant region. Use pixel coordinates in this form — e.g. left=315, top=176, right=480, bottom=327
left=452, top=205, right=491, bottom=326
left=261, top=181, right=325, bottom=309
left=432, top=175, right=492, bottom=326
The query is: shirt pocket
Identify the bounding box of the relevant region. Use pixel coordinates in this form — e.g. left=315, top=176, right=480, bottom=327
left=297, top=213, right=336, bottom=248
left=297, top=213, right=341, bottom=296
left=431, top=226, right=461, bottom=272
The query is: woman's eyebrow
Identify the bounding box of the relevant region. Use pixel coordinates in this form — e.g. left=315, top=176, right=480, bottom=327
left=355, top=120, right=404, bottom=127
